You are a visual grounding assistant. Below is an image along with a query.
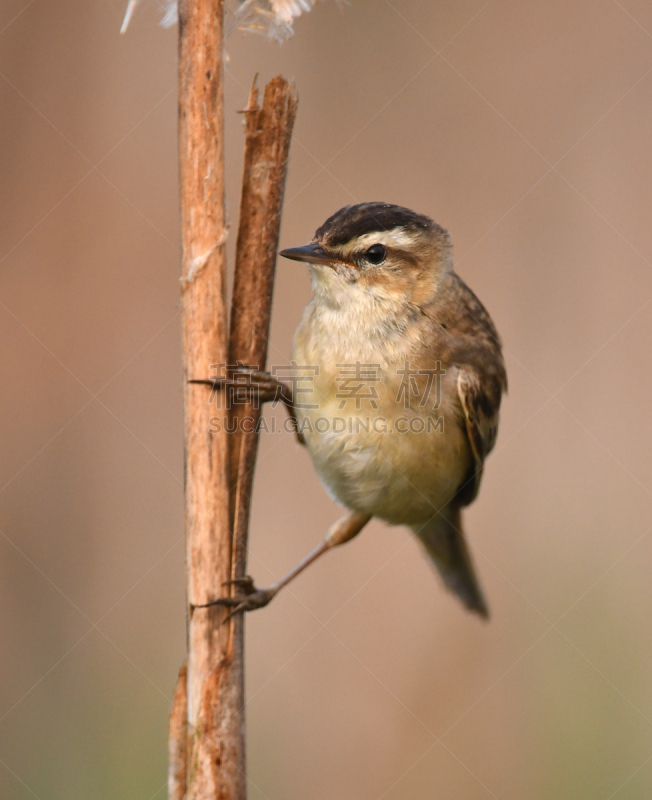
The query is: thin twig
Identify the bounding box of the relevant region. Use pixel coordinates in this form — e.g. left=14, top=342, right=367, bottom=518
left=228, top=76, right=298, bottom=580
left=221, top=75, right=298, bottom=795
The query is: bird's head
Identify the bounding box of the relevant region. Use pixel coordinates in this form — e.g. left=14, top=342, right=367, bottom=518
left=280, top=202, right=452, bottom=310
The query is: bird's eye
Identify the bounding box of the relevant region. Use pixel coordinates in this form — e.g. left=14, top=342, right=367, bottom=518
left=365, top=244, right=386, bottom=265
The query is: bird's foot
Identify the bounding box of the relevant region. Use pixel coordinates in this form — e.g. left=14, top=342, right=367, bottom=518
left=193, top=576, right=278, bottom=621
left=190, top=366, right=304, bottom=444
left=189, top=366, right=291, bottom=406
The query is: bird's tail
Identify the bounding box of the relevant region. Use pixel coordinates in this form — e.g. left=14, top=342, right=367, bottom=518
left=412, top=507, right=489, bottom=618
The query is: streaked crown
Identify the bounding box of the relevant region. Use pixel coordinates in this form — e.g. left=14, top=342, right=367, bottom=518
left=313, top=202, right=443, bottom=248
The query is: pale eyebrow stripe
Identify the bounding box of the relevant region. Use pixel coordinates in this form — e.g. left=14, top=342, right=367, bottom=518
left=332, top=229, right=416, bottom=251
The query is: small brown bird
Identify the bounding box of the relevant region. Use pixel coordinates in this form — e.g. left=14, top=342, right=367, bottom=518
left=199, top=203, right=506, bottom=618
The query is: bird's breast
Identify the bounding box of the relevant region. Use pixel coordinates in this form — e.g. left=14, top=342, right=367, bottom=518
left=290, top=304, right=471, bottom=524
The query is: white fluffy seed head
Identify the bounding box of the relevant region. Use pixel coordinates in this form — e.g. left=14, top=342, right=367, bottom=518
left=234, top=0, right=316, bottom=39
left=121, top=0, right=322, bottom=39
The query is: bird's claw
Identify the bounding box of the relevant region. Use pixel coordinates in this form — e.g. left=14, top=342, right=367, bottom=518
left=189, top=366, right=304, bottom=445
left=188, top=367, right=290, bottom=405
left=193, top=578, right=277, bottom=622
left=216, top=587, right=277, bottom=622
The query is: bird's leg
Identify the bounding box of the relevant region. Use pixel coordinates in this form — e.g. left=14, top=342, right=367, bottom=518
left=189, top=366, right=303, bottom=444
left=193, top=512, right=372, bottom=619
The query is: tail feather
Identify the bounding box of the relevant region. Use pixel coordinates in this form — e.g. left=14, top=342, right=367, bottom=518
left=413, top=508, right=489, bottom=618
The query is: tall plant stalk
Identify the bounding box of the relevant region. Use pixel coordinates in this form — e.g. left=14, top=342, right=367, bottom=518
left=172, top=2, right=297, bottom=796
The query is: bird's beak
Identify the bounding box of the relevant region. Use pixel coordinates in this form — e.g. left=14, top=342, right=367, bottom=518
left=279, top=243, right=338, bottom=266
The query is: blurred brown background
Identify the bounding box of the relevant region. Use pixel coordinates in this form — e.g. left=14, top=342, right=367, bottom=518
left=1, top=0, right=652, bottom=798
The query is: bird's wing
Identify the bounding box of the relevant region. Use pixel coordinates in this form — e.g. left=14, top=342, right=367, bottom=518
left=455, top=366, right=502, bottom=505
left=417, top=271, right=507, bottom=505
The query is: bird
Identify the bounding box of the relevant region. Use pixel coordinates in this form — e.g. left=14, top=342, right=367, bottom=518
left=195, top=202, right=507, bottom=619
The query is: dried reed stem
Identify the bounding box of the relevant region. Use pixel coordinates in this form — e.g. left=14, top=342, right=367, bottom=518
left=228, top=76, right=298, bottom=581
left=178, top=0, right=242, bottom=797
left=173, top=2, right=297, bottom=792
left=168, top=664, right=188, bottom=800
